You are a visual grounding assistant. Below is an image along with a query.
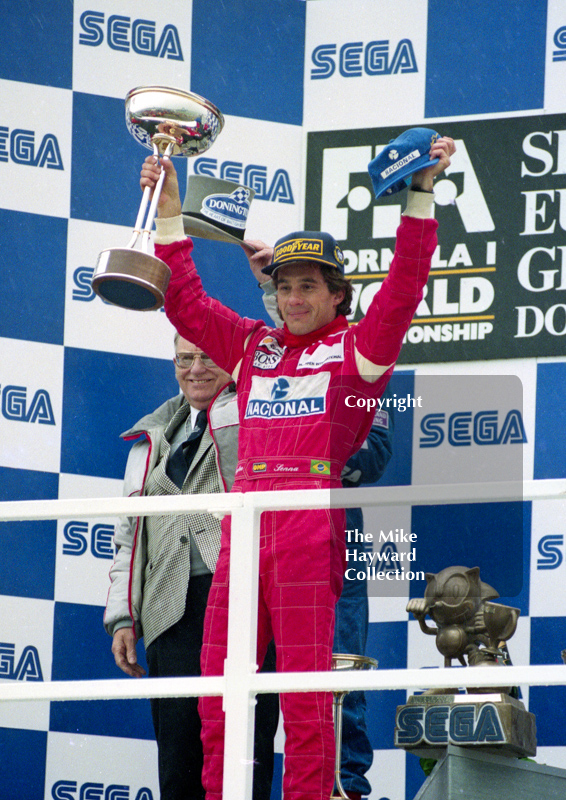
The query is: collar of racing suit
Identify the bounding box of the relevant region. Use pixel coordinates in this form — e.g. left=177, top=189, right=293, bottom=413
left=282, top=314, right=349, bottom=348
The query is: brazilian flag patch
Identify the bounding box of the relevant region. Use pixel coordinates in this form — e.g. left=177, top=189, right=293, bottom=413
left=310, top=460, right=331, bottom=475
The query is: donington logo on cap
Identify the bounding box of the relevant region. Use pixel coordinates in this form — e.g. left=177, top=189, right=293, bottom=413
left=201, top=187, right=251, bottom=230
left=274, top=238, right=324, bottom=262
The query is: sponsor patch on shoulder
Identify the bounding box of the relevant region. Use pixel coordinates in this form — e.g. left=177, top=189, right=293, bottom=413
left=253, top=335, right=285, bottom=370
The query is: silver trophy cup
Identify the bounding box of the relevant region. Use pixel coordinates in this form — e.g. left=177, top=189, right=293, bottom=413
left=92, top=86, right=224, bottom=311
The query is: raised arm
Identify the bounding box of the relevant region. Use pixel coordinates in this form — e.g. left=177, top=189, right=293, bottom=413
left=354, top=137, right=455, bottom=381
left=141, top=156, right=266, bottom=377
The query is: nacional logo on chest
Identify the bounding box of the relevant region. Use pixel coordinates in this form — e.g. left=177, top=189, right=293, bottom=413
left=252, top=335, right=285, bottom=370
left=245, top=373, right=330, bottom=419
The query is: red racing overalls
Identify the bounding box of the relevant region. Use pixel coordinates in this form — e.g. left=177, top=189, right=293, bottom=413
left=158, top=212, right=437, bottom=800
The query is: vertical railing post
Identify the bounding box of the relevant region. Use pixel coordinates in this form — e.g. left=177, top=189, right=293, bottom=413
left=222, top=496, right=261, bottom=799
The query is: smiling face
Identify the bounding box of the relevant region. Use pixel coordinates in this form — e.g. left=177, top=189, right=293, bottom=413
left=275, top=262, right=344, bottom=336
left=174, top=337, right=231, bottom=410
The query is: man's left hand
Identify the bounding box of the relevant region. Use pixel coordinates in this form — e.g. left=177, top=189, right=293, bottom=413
left=411, top=136, right=456, bottom=191
left=241, top=239, right=274, bottom=284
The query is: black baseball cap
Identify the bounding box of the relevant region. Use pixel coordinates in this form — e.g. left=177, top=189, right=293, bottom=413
left=261, top=230, right=345, bottom=276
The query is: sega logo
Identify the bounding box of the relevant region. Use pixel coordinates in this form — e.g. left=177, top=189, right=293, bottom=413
left=73, top=267, right=97, bottom=302
left=537, top=534, right=563, bottom=570
left=419, top=409, right=526, bottom=448
left=63, top=521, right=115, bottom=560
left=52, top=783, right=153, bottom=800
left=311, top=39, right=417, bottom=79
left=72, top=267, right=166, bottom=311
left=0, top=643, right=43, bottom=681
left=395, top=703, right=504, bottom=747
left=194, top=158, right=294, bottom=204
left=553, top=26, right=566, bottom=62
left=0, top=126, right=63, bottom=169
left=79, top=11, right=183, bottom=60
left=0, top=384, right=55, bottom=425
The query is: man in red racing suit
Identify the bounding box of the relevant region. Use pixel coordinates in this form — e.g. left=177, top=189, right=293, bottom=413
left=140, top=135, right=454, bottom=800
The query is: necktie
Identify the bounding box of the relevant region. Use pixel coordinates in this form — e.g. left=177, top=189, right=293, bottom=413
left=166, top=409, right=208, bottom=489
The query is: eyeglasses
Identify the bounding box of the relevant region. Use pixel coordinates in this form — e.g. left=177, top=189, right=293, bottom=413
left=175, top=352, right=217, bottom=368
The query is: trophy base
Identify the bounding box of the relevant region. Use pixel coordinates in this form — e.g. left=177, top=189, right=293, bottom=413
left=92, top=248, right=171, bottom=311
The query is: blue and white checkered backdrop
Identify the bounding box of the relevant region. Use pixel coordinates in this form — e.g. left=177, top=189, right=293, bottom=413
left=1, top=1, right=566, bottom=798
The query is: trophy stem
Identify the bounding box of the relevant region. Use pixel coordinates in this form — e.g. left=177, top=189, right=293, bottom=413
left=126, top=184, right=151, bottom=249
left=127, top=141, right=158, bottom=248
left=126, top=141, right=173, bottom=253
left=141, top=140, right=173, bottom=252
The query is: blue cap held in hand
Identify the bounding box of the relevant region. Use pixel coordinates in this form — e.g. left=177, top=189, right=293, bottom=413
left=368, top=128, right=440, bottom=198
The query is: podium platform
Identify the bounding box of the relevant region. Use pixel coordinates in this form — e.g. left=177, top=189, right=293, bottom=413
left=413, top=745, right=566, bottom=800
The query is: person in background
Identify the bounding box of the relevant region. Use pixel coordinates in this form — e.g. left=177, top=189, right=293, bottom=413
left=104, top=335, right=278, bottom=800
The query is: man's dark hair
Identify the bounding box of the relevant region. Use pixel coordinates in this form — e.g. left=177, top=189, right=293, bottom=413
left=273, top=263, right=353, bottom=318
left=319, top=264, right=353, bottom=317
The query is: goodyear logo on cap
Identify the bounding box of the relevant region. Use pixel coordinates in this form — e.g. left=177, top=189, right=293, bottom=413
left=310, top=460, right=331, bottom=475
left=274, top=238, right=324, bottom=262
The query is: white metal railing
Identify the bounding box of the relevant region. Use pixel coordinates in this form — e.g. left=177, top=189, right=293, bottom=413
left=1, top=479, right=566, bottom=799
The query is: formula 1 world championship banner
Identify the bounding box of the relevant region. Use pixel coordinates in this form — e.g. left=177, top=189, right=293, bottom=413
left=305, top=112, right=566, bottom=363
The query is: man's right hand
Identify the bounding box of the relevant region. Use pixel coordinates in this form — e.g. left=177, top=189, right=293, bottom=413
left=140, top=155, right=182, bottom=219
left=241, top=239, right=274, bottom=284
left=111, top=627, right=146, bottom=678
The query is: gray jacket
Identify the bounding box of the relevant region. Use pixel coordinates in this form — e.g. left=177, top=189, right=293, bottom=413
left=103, top=384, right=239, bottom=641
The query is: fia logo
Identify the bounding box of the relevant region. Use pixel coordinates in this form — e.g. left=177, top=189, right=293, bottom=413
left=1, top=385, right=55, bottom=424
left=194, top=158, right=294, bottom=204
left=0, top=127, right=63, bottom=169
left=79, top=11, right=183, bottom=60
left=63, top=521, right=115, bottom=560
left=52, top=783, right=154, bottom=800
left=311, top=39, right=417, bottom=79
left=320, top=138, right=493, bottom=242
left=419, top=410, right=526, bottom=448
left=537, top=534, right=563, bottom=569
left=0, top=643, right=43, bottom=681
